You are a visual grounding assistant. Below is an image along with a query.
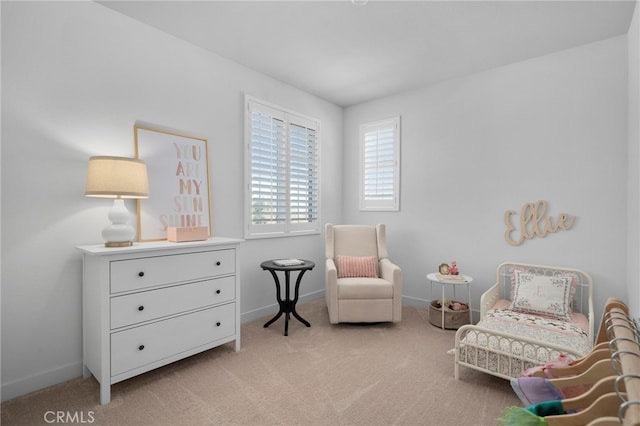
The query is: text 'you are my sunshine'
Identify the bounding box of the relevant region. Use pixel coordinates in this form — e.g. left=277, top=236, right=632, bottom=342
left=160, top=142, right=206, bottom=230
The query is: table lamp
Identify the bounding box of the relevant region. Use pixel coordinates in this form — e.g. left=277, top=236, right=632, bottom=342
left=85, top=156, right=149, bottom=247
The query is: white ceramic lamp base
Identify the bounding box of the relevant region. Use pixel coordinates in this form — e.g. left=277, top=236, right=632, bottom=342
left=102, top=199, right=135, bottom=247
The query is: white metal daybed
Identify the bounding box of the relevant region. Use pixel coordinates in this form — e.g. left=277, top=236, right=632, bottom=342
left=454, top=262, right=594, bottom=380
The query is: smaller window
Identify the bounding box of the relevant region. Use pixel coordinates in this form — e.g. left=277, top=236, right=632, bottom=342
left=359, top=117, right=401, bottom=211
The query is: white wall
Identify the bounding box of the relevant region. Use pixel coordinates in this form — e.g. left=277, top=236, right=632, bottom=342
left=628, top=1, right=640, bottom=318
left=1, top=0, right=636, bottom=404
left=343, top=36, right=629, bottom=323
left=0, top=1, right=343, bottom=401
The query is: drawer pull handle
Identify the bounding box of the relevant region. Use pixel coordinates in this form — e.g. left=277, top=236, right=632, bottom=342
left=216, top=322, right=221, bottom=327
left=138, top=345, right=145, bottom=351
left=216, top=261, right=221, bottom=266
left=138, top=305, right=144, bottom=311
left=216, top=289, right=221, bottom=294
left=138, top=272, right=145, bottom=277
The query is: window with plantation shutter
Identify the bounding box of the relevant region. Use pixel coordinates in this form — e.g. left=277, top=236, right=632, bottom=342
left=245, top=96, right=320, bottom=238
left=360, top=117, right=400, bottom=211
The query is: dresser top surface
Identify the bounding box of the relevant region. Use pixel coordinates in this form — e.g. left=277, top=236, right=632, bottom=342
left=77, top=237, right=243, bottom=255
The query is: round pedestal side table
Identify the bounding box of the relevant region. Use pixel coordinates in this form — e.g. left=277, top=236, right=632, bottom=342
left=426, top=273, right=473, bottom=330
left=261, top=259, right=315, bottom=336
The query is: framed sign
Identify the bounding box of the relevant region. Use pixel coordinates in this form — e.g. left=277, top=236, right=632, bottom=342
left=134, top=125, right=212, bottom=241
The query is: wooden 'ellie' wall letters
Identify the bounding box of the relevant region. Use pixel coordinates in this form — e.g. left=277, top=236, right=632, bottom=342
left=504, top=200, right=575, bottom=246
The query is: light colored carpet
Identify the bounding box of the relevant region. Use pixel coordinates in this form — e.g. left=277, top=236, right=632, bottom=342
left=1, top=299, right=519, bottom=425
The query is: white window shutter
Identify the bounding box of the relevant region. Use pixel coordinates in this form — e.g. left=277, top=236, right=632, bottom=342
left=288, top=118, right=319, bottom=230
left=246, top=96, right=320, bottom=237
left=360, top=117, right=400, bottom=211
left=248, top=104, right=287, bottom=233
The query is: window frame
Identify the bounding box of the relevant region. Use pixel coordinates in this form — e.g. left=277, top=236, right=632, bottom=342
left=359, top=116, right=401, bottom=212
left=244, top=95, right=321, bottom=239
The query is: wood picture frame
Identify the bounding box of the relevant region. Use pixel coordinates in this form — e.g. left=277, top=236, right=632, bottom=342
left=134, top=125, right=212, bottom=242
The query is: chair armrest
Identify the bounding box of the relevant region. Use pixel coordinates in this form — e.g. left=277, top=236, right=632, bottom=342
left=380, top=258, right=402, bottom=322
left=379, top=258, right=402, bottom=291
left=379, top=258, right=397, bottom=278
left=325, top=258, right=338, bottom=323
left=326, top=258, right=337, bottom=283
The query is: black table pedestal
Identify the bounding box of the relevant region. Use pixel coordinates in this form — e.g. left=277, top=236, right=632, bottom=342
left=261, top=260, right=315, bottom=336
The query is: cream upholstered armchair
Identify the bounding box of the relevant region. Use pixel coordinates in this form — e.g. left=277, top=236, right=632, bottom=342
left=325, top=223, right=402, bottom=324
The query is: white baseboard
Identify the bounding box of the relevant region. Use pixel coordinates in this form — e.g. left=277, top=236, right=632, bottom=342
left=2, top=360, right=83, bottom=403
left=8, top=289, right=434, bottom=403
left=402, top=295, right=428, bottom=308
left=3, top=292, right=326, bottom=403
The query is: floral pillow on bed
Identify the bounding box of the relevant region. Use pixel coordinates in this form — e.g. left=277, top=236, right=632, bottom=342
left=509, top=270, right=573, bottom=321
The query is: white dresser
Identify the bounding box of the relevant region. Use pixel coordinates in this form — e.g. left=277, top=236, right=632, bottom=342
left=77, top=237, right=242, bottom=404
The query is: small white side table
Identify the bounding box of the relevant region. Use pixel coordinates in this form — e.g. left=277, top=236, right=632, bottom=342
left=426, top=273, right=473, bottom=330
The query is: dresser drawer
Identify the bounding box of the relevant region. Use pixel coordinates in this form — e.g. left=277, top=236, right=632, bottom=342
left=110, top=249, right=235, bottom=293
left=111, top=302, right=236, bottom=377
left=110, top=276, right=235, bottom=329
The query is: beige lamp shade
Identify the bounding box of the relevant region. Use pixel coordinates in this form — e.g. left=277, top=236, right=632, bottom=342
left=85, top=156, right=149, bottom=199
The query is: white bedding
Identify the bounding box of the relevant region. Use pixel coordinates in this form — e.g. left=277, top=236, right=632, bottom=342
left=454, top=262, right=594, bottom=380
left=463, top=303, right=591, bottom=358
left=457, top=300, right=591, bottom=378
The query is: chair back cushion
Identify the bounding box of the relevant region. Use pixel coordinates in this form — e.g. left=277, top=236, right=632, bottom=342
left=328, top=225, right=379, bottom=258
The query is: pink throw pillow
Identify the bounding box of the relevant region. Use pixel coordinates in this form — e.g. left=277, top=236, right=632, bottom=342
left=336, top=255, right=378, bottom=278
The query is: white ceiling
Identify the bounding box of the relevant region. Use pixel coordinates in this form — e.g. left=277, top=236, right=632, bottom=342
left=99, top=0, right=636, bottom=107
